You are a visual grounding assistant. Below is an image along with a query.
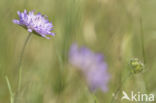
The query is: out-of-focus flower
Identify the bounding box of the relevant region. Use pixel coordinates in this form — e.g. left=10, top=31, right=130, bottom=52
left=13, top=9, right=55, bottom=39
left=129, top=58, right=144, bottom=74
left=69, top=43, right=110, bottom=92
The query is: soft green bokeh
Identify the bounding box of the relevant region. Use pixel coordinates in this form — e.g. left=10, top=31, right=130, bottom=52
left=0, top=0, right=156, bottom=103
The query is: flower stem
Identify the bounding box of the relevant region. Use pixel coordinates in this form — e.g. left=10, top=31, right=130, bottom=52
left=139, top=16, right=148, bottom=94
left=17, top=32, right=32, bottom=93
left=93, top=94, right=99, bottom=103
left=140, top=17, right=146, bottom=65
left=5, top=76, right=14, bottom=103
left=53, top=39, right=65, bottom=103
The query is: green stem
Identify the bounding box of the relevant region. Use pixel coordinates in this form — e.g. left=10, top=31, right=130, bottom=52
left=5, top=76, right=14, bottom=103
left=53, top=39, right=64, bottom=103
left=93, top=94, right=99, bottom=103
left=140, top=17, right=146, bottom=65
left=140, top=16, right=148, bottom=94
left=16, top=33, right=32, bottom=94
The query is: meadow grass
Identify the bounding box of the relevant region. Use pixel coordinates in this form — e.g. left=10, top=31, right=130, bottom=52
left=0, top=0, right=156, bottom=103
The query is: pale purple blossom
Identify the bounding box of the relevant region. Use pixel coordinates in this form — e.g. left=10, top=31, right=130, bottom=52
left=13, top=10, right=55, bottom=39
left=69, top=43, right=110, bottom=92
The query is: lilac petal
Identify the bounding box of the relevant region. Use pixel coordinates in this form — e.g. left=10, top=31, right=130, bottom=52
left=13, top=10, right=55, bottom=39
left=17, top=11, right=20, bottom=15
left=50, top=32, right=55, bottom=36
left=69, top=43, right=110, bottom=93
left=41, top=34, right=50, bottom=39
left=101, top=85, right=108, bottom=92
left=27, top=28, right=32, bottom=32
left=95, top=53, right=104, bottom=62
left=13, top=19, right=20, bottom=24
left=24, top=9, right=27, bottom=14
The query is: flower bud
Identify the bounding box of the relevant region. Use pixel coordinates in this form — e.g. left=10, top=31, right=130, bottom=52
left=129, top=58, right=144, bottom=74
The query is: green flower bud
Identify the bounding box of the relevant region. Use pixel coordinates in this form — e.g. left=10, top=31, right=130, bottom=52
left=129, top=58, right=144, bottom=74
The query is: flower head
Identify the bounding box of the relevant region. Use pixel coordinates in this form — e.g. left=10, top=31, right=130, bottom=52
left=129, top=58, right=144, bottom=74
left=69, top=43, right=110, bottom=92
left=13, top=10, right=55, bottom=39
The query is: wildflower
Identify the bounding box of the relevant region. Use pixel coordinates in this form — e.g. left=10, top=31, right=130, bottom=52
left=129, top=58, right=144, bottom=74
left=13, top=9, right=55, bottom=39
left=69, top=43, right=110, bottom=92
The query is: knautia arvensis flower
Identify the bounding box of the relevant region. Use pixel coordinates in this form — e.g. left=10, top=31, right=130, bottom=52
left=13, top=9, right=55, bottom=39
left=129, top=58, right=144, bottom=74
left=69, top=43, right=110, bottom=92
left=12, top=10, right=56, bottom=103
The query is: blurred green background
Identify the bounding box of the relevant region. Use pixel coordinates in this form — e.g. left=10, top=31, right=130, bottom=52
left=0, top=0, right=156, bottom=103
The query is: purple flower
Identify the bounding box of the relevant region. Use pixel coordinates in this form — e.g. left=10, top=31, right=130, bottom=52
left=13, top=10, right=55, bottom=39
left=69, top=43, right=110, bottom=92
